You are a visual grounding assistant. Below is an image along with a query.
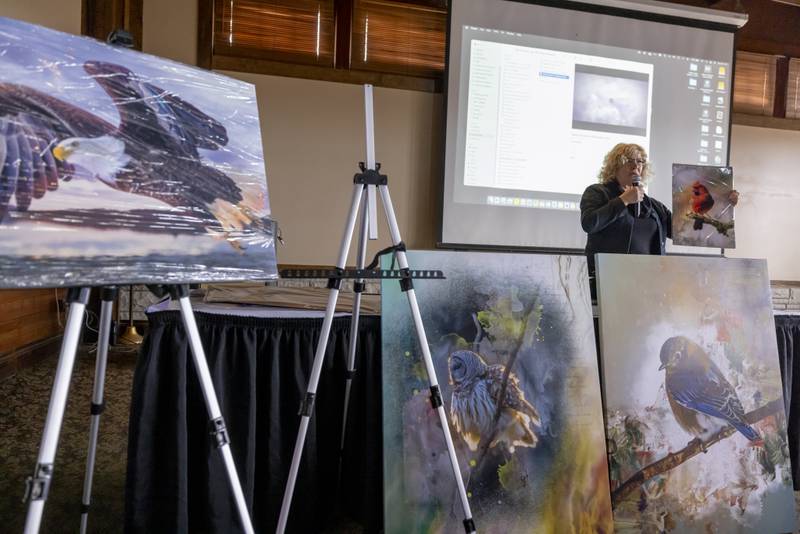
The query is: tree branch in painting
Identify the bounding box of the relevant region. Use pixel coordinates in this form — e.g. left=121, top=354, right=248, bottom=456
left=686, top=212, right=734, bottom=236
left=610, top=397, right=784, bottom=507
left=470, top=299, right=542, bottom=481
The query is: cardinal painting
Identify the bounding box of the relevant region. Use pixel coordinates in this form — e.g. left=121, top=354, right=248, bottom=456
left=0, top=17, right=276, bottom=288
left=671, top=164, right=735, bottom=249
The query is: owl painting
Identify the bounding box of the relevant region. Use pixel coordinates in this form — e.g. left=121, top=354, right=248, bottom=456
left=448, top=349, right=541, bottom=453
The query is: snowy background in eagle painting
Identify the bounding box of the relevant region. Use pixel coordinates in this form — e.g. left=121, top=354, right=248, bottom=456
left=382, top=251, right=612, bottom=533
left=0, top=17, right=276, bottom=287
left=596, top=254, right=793, bottom=533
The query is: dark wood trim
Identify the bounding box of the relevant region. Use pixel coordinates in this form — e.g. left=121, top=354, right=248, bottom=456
left=81, top=0, right=90, bottom=36
left=126, top=0, right=143, bottom=51
left=80, top=0, right=143, bottom=50
left=334, top=0, right=353, bottom=70
left=774, top=56, right=790, bottom=119
left=732, top=112, right=800, bottom=131
left=197, top=0, right=214, bottom=69
left=212, top=54, right=440, bottom=92
left=210, top=42, right=335, bottom=67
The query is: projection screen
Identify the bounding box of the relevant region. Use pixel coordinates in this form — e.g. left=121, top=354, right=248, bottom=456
left=441, top=0, right=747, bottom=251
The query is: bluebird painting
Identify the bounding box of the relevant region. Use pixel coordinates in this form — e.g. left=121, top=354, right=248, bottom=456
left=382, top=251, right=612, bottom=533
left=659, top=336, right=759, bottom=443
left=597, top=254, right=794, bottom=533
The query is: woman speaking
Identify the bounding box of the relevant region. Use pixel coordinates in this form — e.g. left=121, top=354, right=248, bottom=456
left=580, top=143, right=670, bottom=283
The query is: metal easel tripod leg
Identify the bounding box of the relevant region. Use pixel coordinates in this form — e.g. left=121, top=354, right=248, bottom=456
left=169, top=284, right=255, bottom=534
left=276, top=182, right=366, bottom=534
left=338, top=185, right=370, bottom=479
left=79, top=286, right=117, bottom=534
left=23, top=287, right=91, bottom=534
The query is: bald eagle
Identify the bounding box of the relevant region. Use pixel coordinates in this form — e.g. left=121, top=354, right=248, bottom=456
left=0, top=60, right=270, bottom=246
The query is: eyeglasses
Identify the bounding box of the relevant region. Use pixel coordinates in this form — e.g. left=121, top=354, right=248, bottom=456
left=622, top=157, right=647, bottom=167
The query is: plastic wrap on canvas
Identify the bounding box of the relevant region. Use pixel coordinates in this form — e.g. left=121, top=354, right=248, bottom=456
left=0, top=17, right=277, bottom=288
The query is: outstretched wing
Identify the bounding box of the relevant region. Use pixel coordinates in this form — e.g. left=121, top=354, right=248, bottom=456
left=668, top=360, right=759, bottom=442
left=142, top=81, right=228, bottom=151
left=83, top=61, right=228, bottom=161
left=0, top=82, right=115, bottom=218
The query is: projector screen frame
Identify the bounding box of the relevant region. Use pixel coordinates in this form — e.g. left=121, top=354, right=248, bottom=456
left=437, top=0, right=746, bottom=254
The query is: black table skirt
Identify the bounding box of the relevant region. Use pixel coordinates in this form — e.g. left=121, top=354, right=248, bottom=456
left=776, top=315, right=800, bottom=488
left=125, top=311, right=382, bottom=534
left=125, top=312, right=800, bottom=533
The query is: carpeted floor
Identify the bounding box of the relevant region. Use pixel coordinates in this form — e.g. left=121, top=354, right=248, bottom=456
left=0, top=346, right=137, bottom=533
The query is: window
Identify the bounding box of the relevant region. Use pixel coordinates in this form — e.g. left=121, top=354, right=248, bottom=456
left=351, top=0, right=446, bottom=78
left=202, top=0, right=447, bottom=91
left=213, top=0, right=335, bottom=66
left=786, top=58, right=800, bottom=119
left=732, top=51, right=777, bottom=116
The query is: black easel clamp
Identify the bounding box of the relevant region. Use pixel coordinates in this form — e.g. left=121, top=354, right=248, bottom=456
left=90, top=401, right=105, bottom=416
left=429, top=385, right=443, bottom=409
left=66, top=287, right=90, bottom=305
left=354, top=162, right=387, bottom=186
left=23, top=463, right=53, bottom=502
left=327, top=268, right=344, bottom=290
left=299, top=392, right=316, bottom=417
left=100, top=286, right=118, bottom=301
left=399, top=268, right=413, bottom=292
left=209, top=417, right=230, bottom=449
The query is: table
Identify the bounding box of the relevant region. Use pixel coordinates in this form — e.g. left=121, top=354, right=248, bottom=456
left=125, top=302, right=382, bottom=534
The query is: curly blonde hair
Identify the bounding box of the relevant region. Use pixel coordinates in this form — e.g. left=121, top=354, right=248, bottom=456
left=597, top=143, right=652, bottom=184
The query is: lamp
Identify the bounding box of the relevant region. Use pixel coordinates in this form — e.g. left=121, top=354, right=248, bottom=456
left=119, top=285, right=143, bottom=344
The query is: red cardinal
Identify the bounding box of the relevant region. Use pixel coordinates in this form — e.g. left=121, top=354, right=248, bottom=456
left=690, top=181, right=714, bottom=230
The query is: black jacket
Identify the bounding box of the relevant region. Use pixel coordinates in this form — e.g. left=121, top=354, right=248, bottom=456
left=580, top=180, right=672, bottom=276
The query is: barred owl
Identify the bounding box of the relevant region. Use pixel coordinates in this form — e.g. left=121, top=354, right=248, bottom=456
left=448, top=349, right=540, bottom=453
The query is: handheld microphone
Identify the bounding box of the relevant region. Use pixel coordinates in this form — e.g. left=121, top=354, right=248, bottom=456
left=631, top=175, right=642, bottom=217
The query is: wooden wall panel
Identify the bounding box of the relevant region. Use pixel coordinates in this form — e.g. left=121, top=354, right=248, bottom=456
left=0, top=289, right=64, bottom=356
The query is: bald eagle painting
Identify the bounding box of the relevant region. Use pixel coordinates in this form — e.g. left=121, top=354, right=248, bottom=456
left=0, top=18, right=277, bottom=288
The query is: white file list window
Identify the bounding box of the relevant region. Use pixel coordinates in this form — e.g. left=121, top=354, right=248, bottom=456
left=463, top=39, right=653, bottom=195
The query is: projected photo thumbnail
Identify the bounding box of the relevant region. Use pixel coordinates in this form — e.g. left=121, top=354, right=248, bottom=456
left=572, top=65, right=650, bottom=136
